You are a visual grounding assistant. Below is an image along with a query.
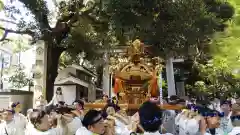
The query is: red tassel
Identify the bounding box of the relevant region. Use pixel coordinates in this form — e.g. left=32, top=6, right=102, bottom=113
left=151, top=78, right=158, bottom=97
left=114, top=78, right=120, bottom=94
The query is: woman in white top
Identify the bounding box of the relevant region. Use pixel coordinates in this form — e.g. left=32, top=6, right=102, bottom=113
left=47, top=87, right=64, bottom=106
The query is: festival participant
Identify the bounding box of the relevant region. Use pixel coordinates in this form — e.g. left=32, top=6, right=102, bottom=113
left=76, top=109, right=105, bottom=135
left=72, top=100, right=85, bottom=119
left=103, top=105, right=135, bottom=135
left=47, top=87, right=64, bottom=106
left=27, top=109, right=64, bottom=135
left=137, top=101, right=173, bottom=135
left=199, top=108, right=224, bottom=135
left=176, top=105, right=201, bottom=135
left=173, top=98, right=186, bottom=134
left=66, top=110, right=83, bottom=135
left=219, top=99, right=233, bottom=134
left=25, top=109, right=34, bottom=135
left=0, top=109, right=20, bottom=135
left=10, top=102, right=27, bottom=132
left=228, top=101, right=240, bottom=135
left=103, top=95, right=109, bottom=103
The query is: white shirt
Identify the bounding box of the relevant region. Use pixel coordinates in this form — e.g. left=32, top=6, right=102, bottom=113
left=115, top=125, right=132, bottom=135
left=220, top=111, right=233, bottom=133
left=25, top=127, right=64, bottom=135
left=0, top=120, right=24, bottom=135
left=143, top=131, right=173, bottom=135
left=25, top=122, right=34, bottom=135
left=75, top=127, right=95, bottom=135
left=47, top=95, right=64, bottom=106
left=178, top=116, right=188, bottom=135
left=185, top=118, right=200, bottom=135
left=66, top=117, right=82, bottom=135
left=0, top=121, right=16, bottom=135
left=228, top=127, right=240, bottom=135
left=13, top=113, right=27, bottom=130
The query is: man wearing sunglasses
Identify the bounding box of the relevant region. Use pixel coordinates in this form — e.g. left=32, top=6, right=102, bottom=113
left=76, top=109, right=105, bottom=135
left=228, top=102, right=240, bottom=135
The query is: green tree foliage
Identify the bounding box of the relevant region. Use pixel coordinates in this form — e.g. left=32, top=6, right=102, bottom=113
left=209, top=0, right=240, bottom=73
left=106, top=0, right=234, bottom=58
left=186, top=0, right=240, bottom=98
left=0, top=0, right=112, bottom=100
left=8, top=65, right=33, bottom=89
left=0, top=1, right=3, bottom=10
left=12, top=39, right=30, bottom=53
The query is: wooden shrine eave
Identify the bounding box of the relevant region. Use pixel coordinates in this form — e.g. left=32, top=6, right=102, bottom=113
left=69, top=64, right=97, bottom=77
left=55, top=75, right=89, bottom=88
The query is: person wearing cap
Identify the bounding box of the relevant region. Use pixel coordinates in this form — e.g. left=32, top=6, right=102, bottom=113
left=0, top=109, right=23, bottom=135
left=76, top=109, right=106, bottom=135
left=228, top=101, right=240, bottom=135
left=219, top=99, right=233, bottom=134
left=10, top=102, right=27, bottom=133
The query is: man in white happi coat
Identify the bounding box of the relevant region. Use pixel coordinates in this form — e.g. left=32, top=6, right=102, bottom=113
left=76, top=110, right=106, bottom=135
left=10, top=102, right=27, bottom=132
left=219, top=100, right=233, bottom=134
left=26, top=109, right=64, bottom=135
left=228, top=101, right=240, bottom=135
left=0, top=109, right=23, bottom=135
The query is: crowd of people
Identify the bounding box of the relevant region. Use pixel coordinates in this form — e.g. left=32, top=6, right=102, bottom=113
left=0, top=90, right=240, bottom=135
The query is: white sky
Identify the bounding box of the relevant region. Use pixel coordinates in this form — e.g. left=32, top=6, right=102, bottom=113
left=0, top=0, right=57, bottom=37
left=0, top=0, right=58, bottom=78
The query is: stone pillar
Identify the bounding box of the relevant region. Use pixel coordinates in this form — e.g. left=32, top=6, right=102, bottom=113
left=166, top=57, right=176, bottom=96
left=110, top=74, right=116, bottom=98
left=32, top=40, right=47, bottom=107
left=102, top=53, right=110, bottom=96
left=88, top=83, right=96, bottom=102
left=176, top=81, right=185, bottom=97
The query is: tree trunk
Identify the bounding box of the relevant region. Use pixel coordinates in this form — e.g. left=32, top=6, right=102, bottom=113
left=45, top=44, right=65, bottom=102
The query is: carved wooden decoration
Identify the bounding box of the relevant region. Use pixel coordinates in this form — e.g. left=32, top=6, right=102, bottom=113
left=36, top=47, right=44, bottom=55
